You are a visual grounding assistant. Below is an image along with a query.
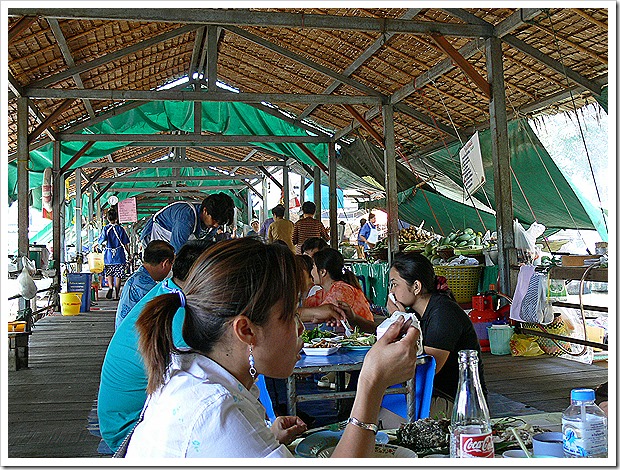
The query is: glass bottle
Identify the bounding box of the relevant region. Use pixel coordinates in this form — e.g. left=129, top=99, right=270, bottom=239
left=450, top=349, right=494, bottom=458
left=562, top=388, right=607, bottom=458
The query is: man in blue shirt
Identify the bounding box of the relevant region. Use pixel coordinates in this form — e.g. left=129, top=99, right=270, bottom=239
left=140, top=192, right=235, bottom=252
left=99, top=239, right=215, bottom=452
left=115, top=240, right=175, bottom=329
left=358, top=212, right=378, bottom=253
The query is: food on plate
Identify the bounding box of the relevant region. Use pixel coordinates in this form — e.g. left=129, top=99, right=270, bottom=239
left=340, top=328, right=376, bottom=347
left=396, top=418, right=450, bottom=453
left=306, top=339, right=337, bottom=349
left=301, top=327, right=334, bottom=344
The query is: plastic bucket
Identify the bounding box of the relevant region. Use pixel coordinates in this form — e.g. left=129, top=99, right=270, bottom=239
left=60, top=292, right=83, bottom=316
left=487, top=325, right=514, bottom=355
left=88, top=252, right=104, bottom=273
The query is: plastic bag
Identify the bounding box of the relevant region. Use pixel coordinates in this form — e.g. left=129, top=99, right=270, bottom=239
left=513, top=219, right=545, bottom=264
left=510, top=333, right=545, bottom=357
left=17, top=261, right=37, bottom=300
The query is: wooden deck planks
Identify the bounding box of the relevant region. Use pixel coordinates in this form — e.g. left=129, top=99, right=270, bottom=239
left=7, top=303, right=117, bottom=459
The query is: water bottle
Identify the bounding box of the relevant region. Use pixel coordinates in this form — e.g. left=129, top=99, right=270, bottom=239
left=449, top=350, right=494, bottom=458
left=562, top=388, right=607, bottom=458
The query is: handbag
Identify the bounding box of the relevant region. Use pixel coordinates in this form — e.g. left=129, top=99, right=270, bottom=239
left=113, top=396, right=150, bottom=458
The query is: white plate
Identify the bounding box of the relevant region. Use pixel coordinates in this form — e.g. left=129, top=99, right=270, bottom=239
left=317, top=443, right=417, bottom=458
left=295, top=430, right=389, bottom=458
left=302, top=345, right=340, bottom=356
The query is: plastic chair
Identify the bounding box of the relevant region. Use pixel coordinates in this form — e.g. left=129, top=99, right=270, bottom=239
left=380, top=354, right=436, bottom=421
left=256, top=374, right=277, bottom=423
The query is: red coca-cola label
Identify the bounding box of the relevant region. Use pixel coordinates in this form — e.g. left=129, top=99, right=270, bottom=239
left=459, top=432, right=495, bottom=458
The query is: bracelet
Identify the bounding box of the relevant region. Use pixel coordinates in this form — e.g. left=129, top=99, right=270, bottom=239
left=347, top=416, right=378, bottom=435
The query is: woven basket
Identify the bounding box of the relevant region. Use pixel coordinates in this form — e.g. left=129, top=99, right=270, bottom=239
left=433, top=265, right=483, bottom=304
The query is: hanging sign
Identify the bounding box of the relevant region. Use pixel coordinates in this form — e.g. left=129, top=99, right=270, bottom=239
left=118, top=197, right=137, bottom=223
left=459, top=132, right=485, bottom=195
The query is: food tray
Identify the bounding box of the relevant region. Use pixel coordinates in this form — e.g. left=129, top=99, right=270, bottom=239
left=433, top=265, right=483, bottom=304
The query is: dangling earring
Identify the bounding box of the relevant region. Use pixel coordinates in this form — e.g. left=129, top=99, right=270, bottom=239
left=248, top=345, right=257, bottom=380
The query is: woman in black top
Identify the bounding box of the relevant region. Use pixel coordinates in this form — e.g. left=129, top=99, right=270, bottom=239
left=388, top=252, right=486, bottom=417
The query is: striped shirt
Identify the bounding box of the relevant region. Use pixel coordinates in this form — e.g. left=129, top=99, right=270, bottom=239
left=292, top=216, right=329, bottom=254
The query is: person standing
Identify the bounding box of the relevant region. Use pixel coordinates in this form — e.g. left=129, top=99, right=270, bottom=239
left=115, top=240, right=175, bottom=329
left=140, top=193, right=235, bottom=253
left=246, top=219, right=261, bottom=237
left=356, top=218, right=367, bottom=259
left=258, top=206, right=276, bottom=239
left=268, top=204, right=294, bottom=251
left=292, top=201, right=329, bottom=255
left=358, top=213, right=378, bottom=254
left=95, top=207, right=130, bottom=300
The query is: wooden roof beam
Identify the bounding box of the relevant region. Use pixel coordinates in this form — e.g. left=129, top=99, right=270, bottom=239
left=429, top=32, right=491, bottom=99
left=343, top=104, right=384, bottom=149
left=224, top=25, right=383, bottom=98
left=10, top=9, right=494, bottom=37
left=297, top=143, right=328, bottom=173
left=24, top=87, right=382, bottom=105
left=108, top=186, right=246, bottom=193
left=8, top=15, right=37, bottom=41
left=528, top=21, right=607, bottom=65
left=60, top=141, right=95, bottom=174
left=257, top=166, right=283, bottom=190
left=27, top=99, right=75, bottom=144
left=299, top=8, right=423, bottom=120
left=570, top=8, right=608, bottom=30
left=97, top=175, right=261, bottom=183
left=57, top=133, right=331, bottom=144
left=81, top=160, right=286, bottom=169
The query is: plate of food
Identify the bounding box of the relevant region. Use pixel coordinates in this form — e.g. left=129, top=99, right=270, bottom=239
left=340, top=329, right=376, bottom=350
left=302, top=339, right=341, bottom=355
left=317, top=443, right=417, bottom=458
left=295, top=429, right=389, bottom=458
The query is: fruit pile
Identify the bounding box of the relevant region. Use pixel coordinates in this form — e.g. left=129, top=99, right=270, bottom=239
left=422, top=228, right=486, bottom=264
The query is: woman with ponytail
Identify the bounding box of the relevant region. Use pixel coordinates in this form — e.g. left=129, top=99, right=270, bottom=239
left=124, top=238, right=420, bottom=458
left=388, top=252, right=487, bottom=416
left=303, top=247, right=373, bottom=323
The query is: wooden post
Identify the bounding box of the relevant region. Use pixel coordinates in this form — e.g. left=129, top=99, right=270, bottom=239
left=247, top=187, right=253, bottom=226
left=261, top=177, right=268, bottom=226
left=486, top=35, right=516, bottom=297
left=382, top=104, right=399, bottom=261
left=75, top=168, right=83, bottom=272
left=299, top=175, right=305, bottom=206
left=52, top=141, right=62, bottom=307
left=88, top=189, right=94, bottom=249
left=313, top=166, right=321, bottom=220
left=328, top=142, right=338, bottom=248
left=283, top=161, right=290, bottom=220
left=17, top=97, right=31, bottom=320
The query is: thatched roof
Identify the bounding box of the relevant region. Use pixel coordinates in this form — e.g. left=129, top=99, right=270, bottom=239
left=7, top=7, right=609, bottom=199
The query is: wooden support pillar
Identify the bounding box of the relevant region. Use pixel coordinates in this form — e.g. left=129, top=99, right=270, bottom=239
left=283, top=162, right=290, bottom=220
left=17, top=97, right=31, bottom=319
left=59, top=171, right=66, bottom=266
left=486, top=35, right=516, bottom=297
left=382, top=104, right=399, bottom=261
left=52, top=142, right=62, bottom=298
left=247, top=187, right=253, bottom=224
left=299, top=176, right=305, bottom=205
left=313, top=166, right=321, bottom=220
left=328, top=142, right=338, bottom=248
left=75, top=168, right=83, bottom=271
left=88, top=189, right=94, bottom=248
left=262, top=177, right=268, bottom=225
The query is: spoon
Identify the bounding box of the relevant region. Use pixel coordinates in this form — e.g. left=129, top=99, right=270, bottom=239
left=340, top=319, right=353, bottom=338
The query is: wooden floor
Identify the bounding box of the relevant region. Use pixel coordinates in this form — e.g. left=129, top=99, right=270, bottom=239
left=7, top=300, right=117, bottom=458
left=7, top=301, right=608, bottom=459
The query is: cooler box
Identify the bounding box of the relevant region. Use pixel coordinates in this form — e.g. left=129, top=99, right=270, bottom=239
left=67, top=273, right=92, bottom=312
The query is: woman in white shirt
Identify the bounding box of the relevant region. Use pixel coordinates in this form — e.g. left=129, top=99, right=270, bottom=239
left=126, top=237, right=419, bottom=458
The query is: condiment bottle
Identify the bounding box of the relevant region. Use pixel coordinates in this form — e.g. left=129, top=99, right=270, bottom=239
left=449, top=349, right=494, bottom=458
left=562, top=388, right=607, bottom=458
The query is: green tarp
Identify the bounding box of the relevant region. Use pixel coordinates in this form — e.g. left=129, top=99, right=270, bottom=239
left=366, top=119, right=603, bottom=237
left=8, top=97, right=329, bottom=205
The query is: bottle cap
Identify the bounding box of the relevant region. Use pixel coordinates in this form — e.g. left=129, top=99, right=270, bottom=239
left=571, top=388, right=595, bottom=401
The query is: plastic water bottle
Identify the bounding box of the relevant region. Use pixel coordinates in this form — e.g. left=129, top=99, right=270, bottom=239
left=562, top=388, right=607, bottom=458
left=449, top=350, right=494, bottom=458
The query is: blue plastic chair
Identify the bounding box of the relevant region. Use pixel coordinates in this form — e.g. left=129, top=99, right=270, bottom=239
left=256, top=374, right=277, bottom=423
left=380, top=354, right=436, bottom=421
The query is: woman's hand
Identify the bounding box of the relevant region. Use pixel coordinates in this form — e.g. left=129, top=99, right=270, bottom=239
left=270, top=416, right=307, bottom=445
left=387, top=293, right=406, bottom=316
left=298, top=304, right=346, bottom=324
left=359, top=316, right=420, bottom=390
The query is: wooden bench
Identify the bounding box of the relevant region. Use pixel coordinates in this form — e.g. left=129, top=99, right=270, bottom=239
left=8, top=331, right=31, bottom=371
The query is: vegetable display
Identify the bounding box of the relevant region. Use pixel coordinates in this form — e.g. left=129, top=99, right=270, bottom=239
left=301, top=327, right=334, bottom=344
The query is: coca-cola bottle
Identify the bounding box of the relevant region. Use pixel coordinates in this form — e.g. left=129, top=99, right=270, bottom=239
left=449, top=349, right=495, bottom=458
